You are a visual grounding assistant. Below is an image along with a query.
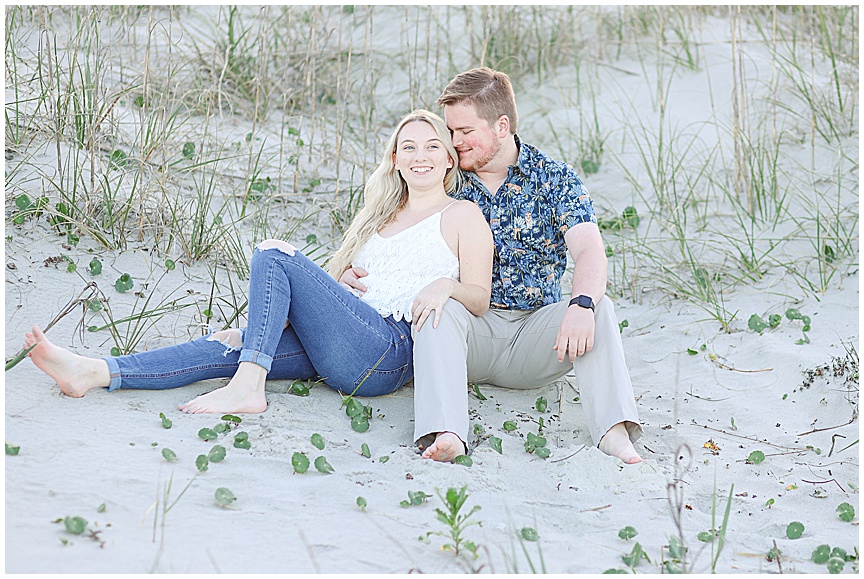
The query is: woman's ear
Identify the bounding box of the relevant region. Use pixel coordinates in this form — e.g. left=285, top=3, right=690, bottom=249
left=392, top=151, right=399, bottom=170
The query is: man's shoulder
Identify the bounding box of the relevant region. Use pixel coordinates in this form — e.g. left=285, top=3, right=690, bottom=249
left=517, top=140, right=578, bottom=180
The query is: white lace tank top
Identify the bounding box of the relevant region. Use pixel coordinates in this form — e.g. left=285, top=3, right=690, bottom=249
left=352, top=202, right=460, bottom=322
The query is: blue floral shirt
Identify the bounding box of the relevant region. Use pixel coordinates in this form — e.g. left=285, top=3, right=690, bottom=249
left=453, top=136, right=596, bottom=310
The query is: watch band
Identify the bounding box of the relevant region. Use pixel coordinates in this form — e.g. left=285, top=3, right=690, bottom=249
left=568, top=295, right=595, bottom=312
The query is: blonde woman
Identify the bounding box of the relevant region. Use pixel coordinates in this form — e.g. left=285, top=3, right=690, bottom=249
left=22, top=111, right=493, bottom=427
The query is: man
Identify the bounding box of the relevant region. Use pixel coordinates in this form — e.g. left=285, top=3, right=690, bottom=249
left=342, top=67, right=642, bottom=464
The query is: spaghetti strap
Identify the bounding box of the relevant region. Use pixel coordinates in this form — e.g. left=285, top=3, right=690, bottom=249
left=439, top=200, right=459, bottom=215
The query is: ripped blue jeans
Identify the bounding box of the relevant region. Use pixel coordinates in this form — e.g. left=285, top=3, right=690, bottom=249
left=102, top=244, right=414, bottom=397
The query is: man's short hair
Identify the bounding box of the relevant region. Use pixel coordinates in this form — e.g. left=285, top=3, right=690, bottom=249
left=437, top=67, right=518, bottom=134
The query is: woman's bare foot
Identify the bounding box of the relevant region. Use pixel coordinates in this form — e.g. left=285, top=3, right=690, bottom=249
left=421, top=432, right=467, bottom=462
left=599, top=422, right=642, bottom=464
left=179, top=362, right=268, bottom=414
left=23, top=325, right=111, bottom=397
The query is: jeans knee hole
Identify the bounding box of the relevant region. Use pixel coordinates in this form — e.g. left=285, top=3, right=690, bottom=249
left=259, top=239, right=297, bottom=255
left=207, top=329, right=243, bottom=355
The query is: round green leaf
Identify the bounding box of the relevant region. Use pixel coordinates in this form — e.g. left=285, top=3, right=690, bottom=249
left=234, top=439, right=251, bottom=450
left=351, top=414, right=369, bottom=433
left=520, top=527, right=539, bottom=542
left=290, top=382, right=310, bottom=396
left=472, top=423, right=484, bottom=435
left=161, top=448, right=177, bottom=462
left=618, top=526, right=638, bottom=540
left=159, top=412, right=172, bottom=429
left=311, top=433, right=325, bottom=450
left=360, top=443, right=371, bottom=458
left=213, top=422, right=230, bottom=434
left=164, top=259, right=176, bottom=271
left=114, top=273, right=133, bottom=293
left=15, top=194, right=31, bottom=210
left=453, top=455, right=473, bottom=467
left=88, top=258, right=102, bottom=276
left=198, top=428, right=218, bottom=441
left=534, top=447, right=551, bottom=459
left=208, top=445, right=227, bottom=463
left=356, top=496, right=367, bottom=510
left=503, top=420, right=517, bottom=432
left=182, top=141, right=195, bottom=159
left=110, top=347, right=122, bottom=356
left=785, top=521, right=804, bottom=540
left=5, top=443, right=20, bottom=456
left=292, top=452, right=310, bottom=474
left=63, top=516, right=87, bottom=535
left=697, top=531, right=714, bottom=543
left=748, top=314, right=769, bottom=333
left=222, top=414, right=242, bottom=424
left=747, top=450, right=765, bottom=464
left=836, top=502, right=855, bottom=522
left=622, top=206, right=639, bottom=227
left=345, top=397, right=364, bottom=417
left=378, top=456, right=389, bottom=463
left=96, top=503, right=106, bottom=513
left=195, top=454, right=209, bottom=472
left=314, top=455, right=334, bottom=474
left=489, top=436, right=503, bottom=454
left=827, top=557, right=845, bottom=574
left=214, top=487, right=236, bottom=507
left=535, top=396, right=547, bottom=413
left=812, top=544, right=831, bottom=564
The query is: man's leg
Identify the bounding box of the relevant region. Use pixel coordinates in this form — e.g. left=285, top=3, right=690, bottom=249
left=411, top=298, right=506, bottom=460
left=411, top=299, right=472, bottom=455
left=484, top=298, right=642, bottom=453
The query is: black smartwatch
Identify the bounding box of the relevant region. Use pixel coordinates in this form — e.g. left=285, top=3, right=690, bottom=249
left=569, top=294, right=595, bottom=312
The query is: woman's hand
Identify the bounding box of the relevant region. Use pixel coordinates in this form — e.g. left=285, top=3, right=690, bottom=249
left=411, top=278, right=456, bottom=331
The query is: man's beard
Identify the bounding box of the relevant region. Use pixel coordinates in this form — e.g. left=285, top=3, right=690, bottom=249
left=460, top=138, right=501, bottom=172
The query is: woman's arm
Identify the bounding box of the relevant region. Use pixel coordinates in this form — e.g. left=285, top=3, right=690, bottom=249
left=411, top=201, right=493, bottom=329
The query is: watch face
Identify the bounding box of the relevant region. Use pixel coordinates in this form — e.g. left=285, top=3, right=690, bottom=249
left=576, top=295, right=594, bottom=310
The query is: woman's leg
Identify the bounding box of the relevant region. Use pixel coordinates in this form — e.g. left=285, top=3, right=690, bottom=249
left=23, top=323, right=317, bottom=399
left=181, top=244, right=413, bottom=413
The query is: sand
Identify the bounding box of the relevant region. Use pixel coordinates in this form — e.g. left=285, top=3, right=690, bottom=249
left=5, top=5, right=859, bottom=574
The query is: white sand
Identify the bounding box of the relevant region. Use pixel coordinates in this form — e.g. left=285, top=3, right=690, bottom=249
left=5, top=6, right=858, bottom=574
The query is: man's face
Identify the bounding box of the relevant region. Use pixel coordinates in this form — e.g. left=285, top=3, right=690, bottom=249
left=443, top=102, right=501, bottom=172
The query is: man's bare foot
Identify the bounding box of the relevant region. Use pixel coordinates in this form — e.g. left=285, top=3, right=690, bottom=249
left=23, top=325, right=110, bottom=397
left=179, top=362, right=267, bottom=414
left=420, top=432, right=466, bottom=462
left=599, top=422, right=642, bottom=464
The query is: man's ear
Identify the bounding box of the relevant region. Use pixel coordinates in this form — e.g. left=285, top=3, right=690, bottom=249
left=496, top=115, right=510, bottom=137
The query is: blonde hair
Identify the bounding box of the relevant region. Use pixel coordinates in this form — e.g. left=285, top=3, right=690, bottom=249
left=437, top=67, right=518, bottom=134
left=327, top=110, right=462, bottom=278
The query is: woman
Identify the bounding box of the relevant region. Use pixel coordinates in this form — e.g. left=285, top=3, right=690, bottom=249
left=22, top=111, right=493, bottom=447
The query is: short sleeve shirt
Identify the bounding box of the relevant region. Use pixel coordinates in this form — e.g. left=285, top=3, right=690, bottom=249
left=452, top=136, right=596, bottom=310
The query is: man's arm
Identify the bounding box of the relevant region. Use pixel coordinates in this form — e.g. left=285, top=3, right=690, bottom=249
left=339, top=266, right=368, bottom=293
left=553, top=222, right=607, bottom=362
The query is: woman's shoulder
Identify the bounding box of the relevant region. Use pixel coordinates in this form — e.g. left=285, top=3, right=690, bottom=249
left=443, top=199, right=485, bottom=222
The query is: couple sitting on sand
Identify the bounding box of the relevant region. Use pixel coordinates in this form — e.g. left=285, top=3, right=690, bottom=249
left=24, top=68, right=643, bottom=465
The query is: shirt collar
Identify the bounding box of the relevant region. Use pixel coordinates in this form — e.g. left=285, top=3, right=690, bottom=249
left=512, top=134, right=533, bottom=177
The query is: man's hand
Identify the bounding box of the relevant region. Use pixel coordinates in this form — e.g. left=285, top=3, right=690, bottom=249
left=553, top=305, right=595, bottom=362
left=339, top=266, right=368, bottom=294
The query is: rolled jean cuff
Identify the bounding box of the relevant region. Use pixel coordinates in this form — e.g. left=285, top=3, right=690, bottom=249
left=238, top=348, right=273, bottom=373
left=103, top=356, right=123, bottom=391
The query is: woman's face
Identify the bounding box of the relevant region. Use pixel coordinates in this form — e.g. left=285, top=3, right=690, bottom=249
left=393, top=120, right=453, bottom=192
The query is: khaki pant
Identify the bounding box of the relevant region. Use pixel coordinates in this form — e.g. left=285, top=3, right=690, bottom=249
left=411, top=296, right=642, bottom=447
